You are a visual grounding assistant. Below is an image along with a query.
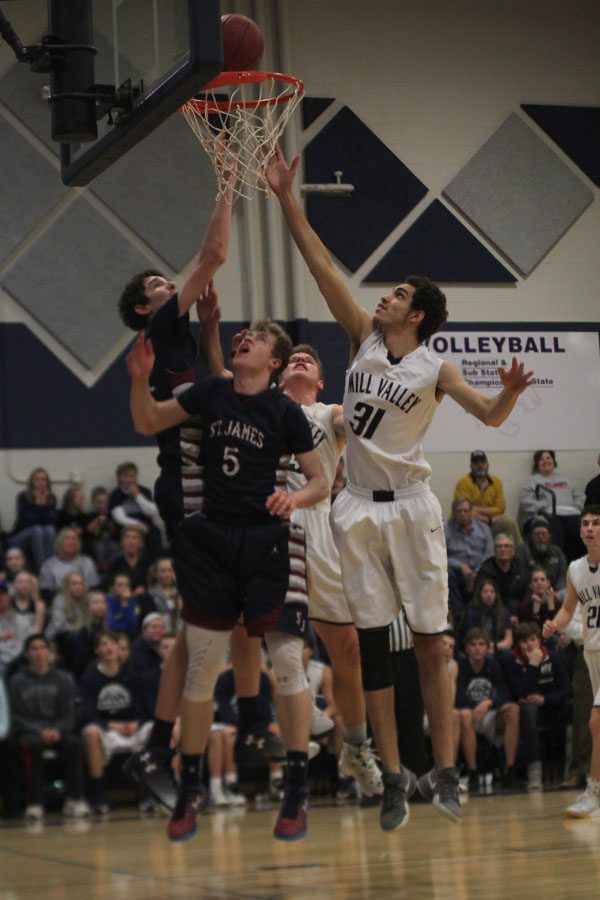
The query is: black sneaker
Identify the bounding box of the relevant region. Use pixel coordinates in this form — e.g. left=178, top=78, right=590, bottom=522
left=501, top=766, right=519, bottom=790
left=380, top=767, right=417, bottom=832
left=234, top=724, right=286, bottom=767
left=467, top=770, right=480, bottom=793
left=122, top=747, right=179, bottom=811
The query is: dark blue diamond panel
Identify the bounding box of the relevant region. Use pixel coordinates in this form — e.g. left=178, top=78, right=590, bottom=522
left=364, top=200, right=516, bottom=284
left=522, top=105, right=600, bottom=187
left=302, top=97, right=335, bottom=129
left=304, top=106, right=428, bottom=272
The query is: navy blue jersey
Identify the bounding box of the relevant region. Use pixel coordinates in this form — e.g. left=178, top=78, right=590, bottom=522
left=177, top=378, right=315, bottom=524
left=148, top=293, right=197, bottom=469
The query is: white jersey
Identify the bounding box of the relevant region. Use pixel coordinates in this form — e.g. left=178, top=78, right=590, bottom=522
left=569, top=556, right=600, bottom=651
left=287, top=401, right=341, bottom=513
left=342, top=332, right=444, bottom=490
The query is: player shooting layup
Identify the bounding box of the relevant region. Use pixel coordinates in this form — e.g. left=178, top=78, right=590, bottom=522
left=266, top=145, right=534, bottom=831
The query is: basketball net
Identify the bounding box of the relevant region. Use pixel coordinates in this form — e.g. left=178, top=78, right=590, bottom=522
left=181, top=71, right=304, bottom=203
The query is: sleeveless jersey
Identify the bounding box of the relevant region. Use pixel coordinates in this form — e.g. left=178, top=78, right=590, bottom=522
left=177, top=378, right=314, bottom=524
left=287, top=402, right=340, bottom=513
left=569, top=556, right=600, bottom=650
left=342, top=332, right=443, bottom=490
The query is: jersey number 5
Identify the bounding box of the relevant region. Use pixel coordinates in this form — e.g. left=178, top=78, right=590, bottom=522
left=349, top=402, right=386, bottom=439
left=222, top=446, right=240, bottom=477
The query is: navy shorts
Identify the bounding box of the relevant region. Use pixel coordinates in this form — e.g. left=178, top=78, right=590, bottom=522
left=172, top=515, right=309, bottom=637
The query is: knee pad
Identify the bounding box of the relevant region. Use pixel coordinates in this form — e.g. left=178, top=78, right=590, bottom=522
left=265, top=632, right=308, bottom=696
left=357, top=627, right=393, bottom=691
left=183, top=624, right=230, bottom=702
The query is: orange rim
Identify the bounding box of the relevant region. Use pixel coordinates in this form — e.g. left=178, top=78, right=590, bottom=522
left=183, top=71, right=304, bottom=114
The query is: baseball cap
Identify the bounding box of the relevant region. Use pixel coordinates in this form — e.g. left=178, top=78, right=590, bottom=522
left=528, top=516, right=552, bottom=533
left=470, top=450, right=487, bottom=462
left=142, top=612, right=164, bottom=628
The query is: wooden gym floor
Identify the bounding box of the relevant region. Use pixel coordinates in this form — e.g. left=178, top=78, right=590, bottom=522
left=1, top=790, right=599, bottom=899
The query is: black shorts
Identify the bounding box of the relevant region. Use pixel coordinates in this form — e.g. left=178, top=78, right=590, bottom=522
left=172, top=515, right=309, bottom=638
left=154, top=469, right=184, bottom=541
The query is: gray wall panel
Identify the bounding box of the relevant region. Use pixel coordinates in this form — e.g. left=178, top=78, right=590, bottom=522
left=90, top=114, right=217, bottom=271
left=2, top=197, right=155, bottom=369
left=443, top=114, right=593, bottom=275
left=0, top=118, right=65, bottom=261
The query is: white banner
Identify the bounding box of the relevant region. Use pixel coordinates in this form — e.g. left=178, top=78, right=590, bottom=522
left=423, top=330, right=600, bottom=452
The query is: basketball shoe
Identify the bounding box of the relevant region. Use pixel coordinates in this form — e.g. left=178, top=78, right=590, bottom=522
left=167, top=789, right=203, bottom=842
left=273, top=786, right=308, bottom=841
left=339, top=739, right=384, bottom=797
left=123, top=747, right=178, bottom=810
left=417, top=767, right=462, bottom=823
left=565, top=779, right=600, bottom=818
left=380, top=767, right=417, bottom=831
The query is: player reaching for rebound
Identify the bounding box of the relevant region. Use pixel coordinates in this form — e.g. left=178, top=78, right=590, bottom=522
left=279, top=347, right=383, bottom=797
left=201, top=320, right=384, bottom=797
left=127, top=322, right=328, bottom=842
left=118, top=172, right=284, bottom=811
left=266, top=144, right=534, bottom=831
left=543, top=506, right=600, bottom=818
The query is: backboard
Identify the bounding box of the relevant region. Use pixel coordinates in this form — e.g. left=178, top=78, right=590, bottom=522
left=59, top=0, right=222, bottom=186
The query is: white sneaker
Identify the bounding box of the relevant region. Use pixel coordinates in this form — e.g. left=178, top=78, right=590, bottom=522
left=311, top=706, right=335, bottom=739
left=565, top=784, right=600, bottom=818
left=527, top=761, right=543, bottom=793
left=25, top=804, right=44, bottom=821
left=225, top=784, right=247, bottom=807
left=339, top=739, right=384, bottom=797
left=211, top=784, right=231, bottom=807
left=63, top=798, right=91, bottom=818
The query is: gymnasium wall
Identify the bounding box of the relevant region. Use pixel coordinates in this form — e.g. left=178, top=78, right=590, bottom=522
left=0, top=0, right=598, bottom=531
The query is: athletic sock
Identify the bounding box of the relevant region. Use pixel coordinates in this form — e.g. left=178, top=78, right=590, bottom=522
left=286, top=751, right=309, bottom=791
left=343, top=724, right=368, bottom=746
left=237, top=696, right=260, bottom=733
left=89, top=777, right=105, bottom=805
left=149, top=718, right=174, bottom=750
left=181, top=753, right=203, bottom=791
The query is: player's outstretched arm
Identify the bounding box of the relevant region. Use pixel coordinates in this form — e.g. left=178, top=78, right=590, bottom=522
left=265, top=449, right=328, bottom=519
left=127, top=333, right=189, bottom=435
left=266, top=145, right=371, bottom=353
left=196, top=280, right=232, bottom=378
left=178, top=163, right=235, bottom=316
left=542, top=571, right=578, bottom=639
left=437, top=357, right=534, bottom=427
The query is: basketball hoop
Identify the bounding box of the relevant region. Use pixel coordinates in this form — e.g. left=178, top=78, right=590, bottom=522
left=181, top=71, right=304, bottom=202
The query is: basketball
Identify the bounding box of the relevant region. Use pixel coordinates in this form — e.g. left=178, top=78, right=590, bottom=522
left=221, top=13, right=264, bottom=71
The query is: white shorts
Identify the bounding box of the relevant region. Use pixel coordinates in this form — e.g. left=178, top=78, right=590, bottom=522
left=583, top=649, right=600, bottom=706
left=330, top=483, right=448, bottom=633
left=292, top=507, right=353, bottom=625
left=99, top=721, right=152, bottom=764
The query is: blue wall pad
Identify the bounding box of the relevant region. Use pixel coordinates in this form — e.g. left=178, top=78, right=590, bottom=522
left=302, top=98, right=335, bottom=129
left=304, top=106, right=428, bottom=272
left=0, top=321, right=349, bottom=450
left=0, top=119, right=66, bottom=264
left=364, top=200, right=516, bottom=284
left=1, top=197, right=155, bottom=370
left=443, top=114, right=593, bottom=275
left=522, top=105, right=600, bottom=187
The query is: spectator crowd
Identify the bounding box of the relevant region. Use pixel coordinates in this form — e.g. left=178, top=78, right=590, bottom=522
left=0, top=448, right=597, bottom=818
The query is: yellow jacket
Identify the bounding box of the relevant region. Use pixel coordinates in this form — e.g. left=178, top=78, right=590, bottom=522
left=454, top=473, right=506, bottom=518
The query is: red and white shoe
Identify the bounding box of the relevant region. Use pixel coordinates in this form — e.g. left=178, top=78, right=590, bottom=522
left=273, top=787, right=308, bottom=842
left=167, top=790, right=202, bottom=842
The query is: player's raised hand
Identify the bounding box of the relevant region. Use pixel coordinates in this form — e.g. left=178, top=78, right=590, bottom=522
left=265, top=488, right=296, bottom=519
left=126, top=331, right=155, bottom=381
left=498, top=357, right=535, bottom=395
left=265, top=144, right=300, bottom=195
left=196, top=279, right=221, bottom=324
